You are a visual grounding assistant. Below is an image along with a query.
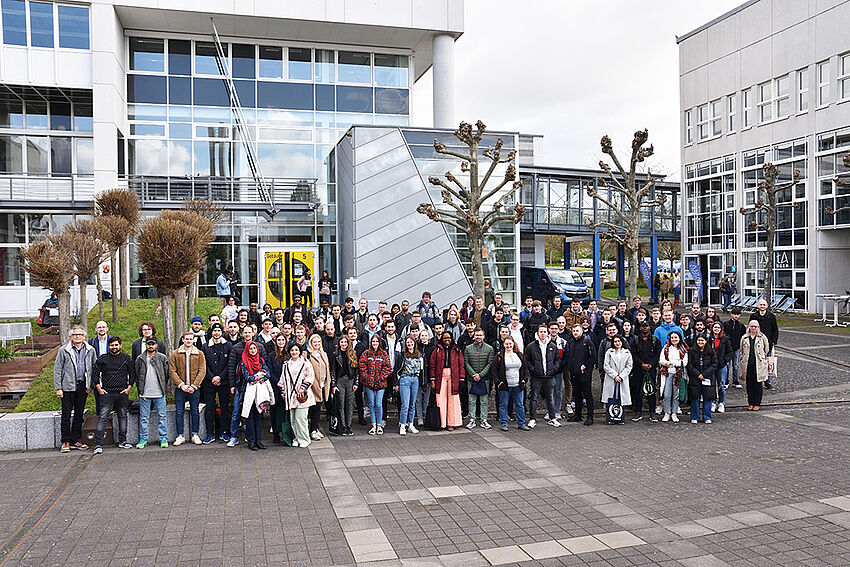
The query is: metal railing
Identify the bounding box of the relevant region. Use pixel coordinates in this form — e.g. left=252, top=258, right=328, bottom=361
left=120, top=175, right=319, bottom=206
left=0, top=173, right=95, bottom=202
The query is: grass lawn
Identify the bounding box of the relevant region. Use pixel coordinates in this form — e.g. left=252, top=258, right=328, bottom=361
left=14, top=297, right=222, bottom=413
left=601, top=286, right=650, bottom=299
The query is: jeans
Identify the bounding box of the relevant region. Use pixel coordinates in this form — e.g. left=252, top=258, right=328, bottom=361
left=468, top=392, right=488, bottom=421
left=723, top=293, right=732, bottom=311
left=60, top=381, right=87, bottom=444
left=730, top=349, right=740, bottom=383
left=139, top=396, right=168, bottom=441
left=498, top=386, right=526, bottom=427
left=571, top=372, right=594, bottom=418
left=398, top=374, right=419, bottom=426
left=245, top=405, right=262, bottom=444
left=174, top=387, right=201, bottom=437
left=662, top=373, right=680, bottom=415
left=715, top=365, right=728, bottom=405
left=529, top=378, right=556, bottom=421
left=552, top=373, right=563, bottom=417
left=690, top=387, right=713, bottom=421
left=673, top=286, right=680, bottom=301
left=336, top=375, right=355, bottom=429
left=364, top=387, right=385, bottom=425
left=202, top=382, right=229, bottom=438
left=229, top=387, right=244, bottom=437
left=415, top=382, right=432, bottom=421
left=95, top=392, right=128, bottom=445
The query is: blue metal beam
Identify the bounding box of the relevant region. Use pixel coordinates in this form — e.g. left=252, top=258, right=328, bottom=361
left=563, top=239, right=570, bottom=270
left=617, top=244, right=625, bottom=299
left=592, top=233, right=601, bottom=301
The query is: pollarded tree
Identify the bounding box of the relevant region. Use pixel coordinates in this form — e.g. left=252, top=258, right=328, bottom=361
left=416, top=120, right=525, bottom=297
left=54, top=220, right=108, bottom=331
left=94, top=188, right=139, bottom=310
left=181, top=199, right=224, bottom=320
left=585, top=129, right=667, bottom=300
left=93, top=214, right=132, bottom=324
left=20, top=240, right=73, bottom=341
left=739, top=162, right=800, bottom=300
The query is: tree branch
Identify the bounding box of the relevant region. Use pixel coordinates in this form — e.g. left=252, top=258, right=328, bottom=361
left=586, top=186, right=629, bottom=224
left=479, top=166, right=518, bottom=205
left=433, top=139, right=472, bottom=162
left=429, top=176, right=465, bottom=203
left=417, top=203, right=466, bottom=233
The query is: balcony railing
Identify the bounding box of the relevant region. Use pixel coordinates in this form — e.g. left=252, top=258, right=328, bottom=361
left=119, top=176, right=319, bottom=207
left=0, top=173, right=95, bottom=203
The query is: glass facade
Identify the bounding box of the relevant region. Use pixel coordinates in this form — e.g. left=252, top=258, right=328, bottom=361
left=817, top=128, right=850, bottom=228
left=0, top=212, right=85, bottom=286
left=1, top=0, right=88, bottom=49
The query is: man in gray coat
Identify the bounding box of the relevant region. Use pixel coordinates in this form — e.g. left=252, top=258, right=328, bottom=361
left=54, top=325, right=96, bottom=453
left=134, top=337, right=170, bottom=448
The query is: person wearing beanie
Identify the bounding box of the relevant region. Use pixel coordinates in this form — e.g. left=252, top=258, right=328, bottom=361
left=191, top=316, right=206, bottom=349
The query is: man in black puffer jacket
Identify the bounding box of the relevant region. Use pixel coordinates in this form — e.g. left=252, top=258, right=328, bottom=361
left=566, top=323, right=596, bottom=425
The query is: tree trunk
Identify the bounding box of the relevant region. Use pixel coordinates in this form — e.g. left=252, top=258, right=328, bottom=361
left=188, top=275, right=198, bottom=321
left=160, top=293, right=175, bottom=355
left=120, top=241, right=130, bottom=307
left=109, top=249, right=118, bottom=323
left=469, top=231, right=485, bottom=298
left=174, top=286, right=188, bottom=345
left=96, top=268, right=104, bottom=321
left=627, top=231, right=640, bottom=300
left=79, top=280, right=88, bottom=331
left=764, top=208, right=775, bottom=301
left=58, top=289, right=71, bottom=343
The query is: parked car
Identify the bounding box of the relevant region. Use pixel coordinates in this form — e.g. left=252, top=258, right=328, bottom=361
left=580, top=271, right=610, bottom=287
left=521, top=267, right=591, bottom=307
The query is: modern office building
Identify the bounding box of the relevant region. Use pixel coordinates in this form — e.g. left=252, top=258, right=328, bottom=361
left=678, top=0, right=850, bottom=310
left=0, top=0, right=465, bottom=317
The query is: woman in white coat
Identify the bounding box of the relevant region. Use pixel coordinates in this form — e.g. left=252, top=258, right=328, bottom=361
left=603, top=335, right=633, bottom=411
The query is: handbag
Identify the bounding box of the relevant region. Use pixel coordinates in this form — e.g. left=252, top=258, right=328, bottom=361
left=606, top=381, right=624, bottom=424
left=286, top=363, right=308, bottom=404
left=766, top=355, right=778, bottom=379
left=641, top=371, right=655, bottom=397
left=320, top=283, right=331, bottom=296
left=424, top=390, right=442, bottom=431
left=678, top=373, right=687, bottom=404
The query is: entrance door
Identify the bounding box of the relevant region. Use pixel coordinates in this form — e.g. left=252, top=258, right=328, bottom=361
left=260, top=247, right=317, bottom=310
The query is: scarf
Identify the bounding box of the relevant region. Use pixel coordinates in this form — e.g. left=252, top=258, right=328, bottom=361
left=241, top=341, right=263, bottom=377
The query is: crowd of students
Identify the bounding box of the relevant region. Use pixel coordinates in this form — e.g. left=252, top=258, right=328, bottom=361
left=52, top=290, right=780, bottom=454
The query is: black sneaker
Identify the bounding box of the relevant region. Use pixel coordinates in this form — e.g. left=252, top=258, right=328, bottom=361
left=764, top=381, right=774, bottom=390
left=584, top=417, right=593, bottom=426
left=567, top=415, right=582, bottom=423
left=631, top=415, right=643, bottom=422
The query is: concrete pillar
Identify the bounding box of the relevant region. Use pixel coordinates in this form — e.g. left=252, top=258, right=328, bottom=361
left=592, top=234, right=601, bottom=301
left=432, top=34, right=456, bottom=128
left=563, top=239, right=570, bottom=270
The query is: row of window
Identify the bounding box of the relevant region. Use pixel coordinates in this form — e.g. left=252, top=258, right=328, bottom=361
left=0, top=134, right=92, bottom=174
left=1, top=0, right=87, bottom=49
left=684, top=54, right=850, bottom=144
left=129, top=38, right=409, bottom=87
left=0, top=95, right=92, bottom=131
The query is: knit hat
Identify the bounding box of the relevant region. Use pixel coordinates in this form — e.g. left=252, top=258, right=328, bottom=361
left=191, top=316, right=203, bottom=323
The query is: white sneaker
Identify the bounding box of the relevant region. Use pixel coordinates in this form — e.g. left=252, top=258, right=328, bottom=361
left=710, top=402, right=716, bottom=413
left=399, top=425, right=407, bottom=436
left=407, top=424, right=419, bottom=434
left=527, top=419, right=537, bottom=429
left=655, top=405, right=663, bottom=415
left=676, top=409, right=682, bottom=414
left=566, top=404, right=574, bottom=415
left=717, top=403, right=725, bottom=413
left=705, top=419, right=712, bottom=424
left=174, top=435, right=185, bottom=446
left=548, top=419, right=561, bottom=427
left=661, top=414, right=670, bottom=422
left=690, top=419, right=698, bottom=424
left=554, top=413, right=562, bottom=420
left=376, top=425, right=384, bottom=435
left=226, top=437, right=238, bottom=447
left=466, top=419, right=476, bottom=429
left=310, top=430, right=321, bottom=441
left=481, top=420, right=492, bottom=429
left=191, top=434, right=202, bottom=445
left=671, top=414, right=679, bottom=423
left=368, top=426, right=376, bottom=435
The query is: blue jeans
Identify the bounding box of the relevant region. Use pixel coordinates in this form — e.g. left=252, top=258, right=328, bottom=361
left=716, top=365, right=728, bottom=405
left=723, top=293, right=732, bottom=311
left=139, top=396, right=168, bottom=441
left=553, top=374, right=563, bottom=417
left=364, top=387, right=385, bottom=426
left=673, top=286, right=680, bottom=301
left=730, top=349, right=740, bottom=383
left=398, top=374, right=419, bottom=426
left=690, top=388, right=713, bottom=422
left=499, top=386, right=526, bottom=427
left=229, top=387, right=243, bottom=437
left=415, top=382, right=431, bottom=421
left=174, top=387, right=200, bottom=437
left=662, top=374, right=680, bottom=415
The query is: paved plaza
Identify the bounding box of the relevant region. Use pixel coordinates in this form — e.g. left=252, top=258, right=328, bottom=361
left=2, top=330, right=850, bottom=567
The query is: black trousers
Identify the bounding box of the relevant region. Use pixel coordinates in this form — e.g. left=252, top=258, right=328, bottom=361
left=269, top=381, right=284, bottom=436
left=630, top=370, right=657, bottom=415
left=245, top=406, right=262, bottom=444
left=60, top=381, right=88, bottom=444
left=746, top=372, right=763, bottom=406
left=308, top=403, right=322, bottom=432
left=95, top=392, right=128, bottom=445
left=571, top=372, right=594, bottom=418
left=202, top=381, right=230, bottom=438
left=355, top=387, right=364, bottom=419
left=460, top=379, right=469, bottom=417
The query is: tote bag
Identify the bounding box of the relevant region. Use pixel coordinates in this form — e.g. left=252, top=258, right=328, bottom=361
left=424, top=390, right=442, bottom=430
left=606, top=381, right=624, bottom=424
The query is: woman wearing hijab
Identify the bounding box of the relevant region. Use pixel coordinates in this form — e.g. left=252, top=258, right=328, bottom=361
left=658, top=330, right=688, bottom=423
left=333, top=336, right=358, bottom=436
left=307, top=333, right=332, bottom=440
left=279, top=342, right=315, bottom=447
left=429, top=331, right=465, bottom=431
left=265, top=333, right=294, bottom=446
left=238, top=341, right=270, bottom=451
left=358, top=334, right=392, bottom=435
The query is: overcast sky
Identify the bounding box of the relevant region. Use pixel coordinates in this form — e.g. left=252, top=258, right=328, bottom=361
left=410, top=0, right=744, bottom=181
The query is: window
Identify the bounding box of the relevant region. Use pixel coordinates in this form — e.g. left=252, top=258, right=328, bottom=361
left=758, top=81, right=772, bottom=122
left=710, top=99, right=722, bottom=136
left=727, top=94, right=736, bottom=132
left=57, top=4, right=88, bottom=49
left=818, top=60, right=830, bottom=106
left=258, top=46, right=282, bottom=79
left=232, top=44, right=255, bottom=79
left=194, top=42, right=221, bottom=75
left=288, top=47, right=311, bottom=81
left=2, top=0, right=26, bottom=46
left=29, top=1, right=53, bottom=48
left=168, top=39, right=191, bottom=75
left=775, top=75, right=790, bottom=117
left=840, top=53, right=850, bottom=101
left=696, top=103, right=708, bottom=141
left=130, top=38, right=165, bottom=72
left=795, top=68, right=808, bottom=112
left=338, top=51, right=370, bottom=84
left=742, top=89, right=751, bottom=128
left=684, top=109, right=693, bottom=144
left=374, top=54, right=408, bottom=87
left=315, top=49, right=334, bottom=83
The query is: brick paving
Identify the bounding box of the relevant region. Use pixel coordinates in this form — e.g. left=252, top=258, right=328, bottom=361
left=2, top=350, right=850, bottom=566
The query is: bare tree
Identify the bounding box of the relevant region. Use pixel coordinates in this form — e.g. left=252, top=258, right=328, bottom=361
left=585, top=129, right=667, bottom=299
left=825, top=152, right=850, bottom=217
left=181, top=199, right=224, bottom=320
left=416, top=121, right=525, bottom=297
left=94, top=189, right=139, bottom=310
left=20, top=240, right=73, bottom=341
left=739, top=162, right=800, bottom=300
left=53, top=220, right=108, bottom=331
left=94, top=215, right=132, bottom=323
left=657, top=240, right=681, bottom=271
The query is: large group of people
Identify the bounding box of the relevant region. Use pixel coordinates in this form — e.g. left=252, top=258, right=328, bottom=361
left=53, top=289, right=780, bottom=454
